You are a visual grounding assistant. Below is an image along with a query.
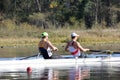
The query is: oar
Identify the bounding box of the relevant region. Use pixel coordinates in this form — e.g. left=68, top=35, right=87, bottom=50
left=113, top=52, right=120, bottom=54
left=19, top=53, right=41, bottom=60
left=89, top=50, right=103, bottom=52
left=89, top=50, right=113, bottom=53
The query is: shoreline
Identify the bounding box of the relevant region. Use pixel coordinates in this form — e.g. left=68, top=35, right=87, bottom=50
left=0, top=42, right=120, bottom=58
left=0, top=29, right=120, bottom=52
left=0, top=38, right=120, bottom=52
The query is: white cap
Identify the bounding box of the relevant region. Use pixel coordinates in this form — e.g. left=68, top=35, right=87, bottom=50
left=71, top=32, right=79, bottom=37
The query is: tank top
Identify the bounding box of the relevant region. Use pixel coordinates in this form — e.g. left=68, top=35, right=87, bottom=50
left=68, top=41, right=81, bottom=55
left=39, top=41, right=52, bottom=57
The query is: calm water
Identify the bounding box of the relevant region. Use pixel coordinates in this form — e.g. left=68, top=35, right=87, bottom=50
left=0, top=63, right=120, bottom=80
left=0, top=46, right=120, bottom=80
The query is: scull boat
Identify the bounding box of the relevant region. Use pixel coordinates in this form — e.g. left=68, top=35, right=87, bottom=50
left=0, top=54, right=120, bottom=66
left=0, top=52, right=120, bottom=72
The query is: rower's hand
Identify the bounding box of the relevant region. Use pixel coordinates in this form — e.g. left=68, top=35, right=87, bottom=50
left=85, top=49, right=90, bottom=52
left=54, top=47, right=58, bottom=51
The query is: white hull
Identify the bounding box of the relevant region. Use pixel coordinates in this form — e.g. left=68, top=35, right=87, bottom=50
left=0, top=57, right=120, bottom=72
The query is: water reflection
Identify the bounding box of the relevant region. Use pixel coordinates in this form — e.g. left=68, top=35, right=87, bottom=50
left=27, top=66, right=90, bottom=80
left=0, top=63, right=120, bottom=80
left=38, top=69, right=59, bottom=80
left=90, top=63, right=120, bottom=80
left=68, top=65, right=90, bottom=80
left=25, top=66, right=90, bottom=80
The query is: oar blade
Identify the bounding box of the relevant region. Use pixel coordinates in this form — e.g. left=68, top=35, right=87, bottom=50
left=89, top=50, right=114, bottom=54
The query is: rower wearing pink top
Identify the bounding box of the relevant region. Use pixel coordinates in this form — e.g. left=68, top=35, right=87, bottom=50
left=65, top=32, right=89, bottom=58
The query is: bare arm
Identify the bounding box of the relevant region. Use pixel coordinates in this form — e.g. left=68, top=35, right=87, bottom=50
left=76, top=42, right=89, bottom=52
left=47, top=41, right=58, bottom=51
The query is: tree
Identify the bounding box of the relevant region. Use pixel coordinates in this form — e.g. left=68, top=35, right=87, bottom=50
left=0, top=0, right=120, bottom=29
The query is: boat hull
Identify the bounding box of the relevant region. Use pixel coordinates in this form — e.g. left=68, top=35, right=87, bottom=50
left=0, top=57, right=120, bottom=71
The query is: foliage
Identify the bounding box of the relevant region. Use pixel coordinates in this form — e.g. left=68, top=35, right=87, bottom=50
left=0, top=0, right=120, bottom=29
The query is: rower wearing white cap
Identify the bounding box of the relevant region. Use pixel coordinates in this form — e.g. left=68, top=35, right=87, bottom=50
left=65, top=32, right=89, bottom=58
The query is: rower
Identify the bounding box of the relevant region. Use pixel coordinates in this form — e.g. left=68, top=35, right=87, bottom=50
left=38, top=32, right=58, bottom=59
left=65, top=32, right=89, bottom=58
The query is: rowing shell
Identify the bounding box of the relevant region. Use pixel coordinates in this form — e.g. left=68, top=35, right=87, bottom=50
left=0, top=56, right=120, bottom=71
left=0, top=52, right=120, bottom=72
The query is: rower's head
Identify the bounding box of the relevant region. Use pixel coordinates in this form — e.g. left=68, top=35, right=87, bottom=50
left=41, top=32, right=48, bottom=39
left=71, top=32, right=79, bottom=39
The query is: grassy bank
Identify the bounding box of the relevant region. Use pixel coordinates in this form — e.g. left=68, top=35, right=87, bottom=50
left=0, top=19, right=120, bottom=47
left=0, top=28, right=120, bottom=47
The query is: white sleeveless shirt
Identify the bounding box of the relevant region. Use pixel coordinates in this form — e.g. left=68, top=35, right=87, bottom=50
left=68, top=41, right=81, bottom=57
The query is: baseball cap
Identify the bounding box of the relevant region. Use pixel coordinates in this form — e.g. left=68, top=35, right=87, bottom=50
left=71, top=32, right=79, bottom=37
left=41, top=32, right=48, bottom=37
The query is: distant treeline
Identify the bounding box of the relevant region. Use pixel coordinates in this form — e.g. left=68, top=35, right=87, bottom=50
left=0, top=0, right=120, bottom=29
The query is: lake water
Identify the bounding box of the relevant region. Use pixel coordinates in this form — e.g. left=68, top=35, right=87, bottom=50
left=0, top=62, right=120, bottom=80
left=0, top=46, right=120, bottom=80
